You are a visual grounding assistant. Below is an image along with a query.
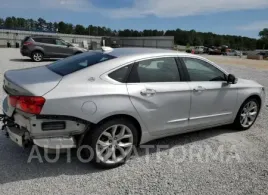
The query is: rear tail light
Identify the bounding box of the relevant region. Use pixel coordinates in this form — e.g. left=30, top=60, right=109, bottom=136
left=9, top=96, right=18, bottom=107
left=8, top=96, right=46, bottom=115
left=23, top=41, right=33, bottom=46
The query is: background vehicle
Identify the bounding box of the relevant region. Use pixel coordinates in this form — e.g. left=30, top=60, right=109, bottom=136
left=223, top=49, right=242, bottom=56
left=258, top=51, right=268, bottom=59
left=101, top=37, right=121, bottom=48
left=20, top=36, right=88, bottom=62
left=208, top=46, right=222, bottom=55
left=2, top=47, right=265, bottom=168
left=194, top=46, right=204, bottom=54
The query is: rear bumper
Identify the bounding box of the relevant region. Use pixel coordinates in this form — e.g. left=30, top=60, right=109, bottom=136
left=4, top=125, right=76, bottom=149
left=33, top=137, right=76, bottom=149
left=2, top=105, right=86, bottom=149
left=6, top=126, right=29, bottom=147
left=20, top=49, right=30, bottom=57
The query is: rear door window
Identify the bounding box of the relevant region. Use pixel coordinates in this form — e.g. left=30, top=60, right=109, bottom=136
left=47, top=52, right=116, bottom=76
left=44, top=38, right=55, bottom=44
left=128, top=57, right=180, bottom=83
left=56, top=39, right=68, bottom=46
left=33, top=38, right=55, bottom=44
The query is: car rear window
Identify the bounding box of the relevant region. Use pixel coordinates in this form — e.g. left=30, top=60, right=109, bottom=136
left=47, top=52, right=116, bottom=76
left=21, top=36, right=31, bottom=45
left=22, top=36, right=30, bottom=43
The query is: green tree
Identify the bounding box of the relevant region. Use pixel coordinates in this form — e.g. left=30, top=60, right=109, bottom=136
left=16, top=17, right=26, bottom=28
left=53, top=22, right=58, bottom=32
left=186, top=43, right=191, bottom=49
left=11, top=17, right=18, bottom=28
left=214, top=36, right=223, bottom=46
left=259, top=28, right=268, bottom=40
left=0, top=18, right=4, bottom=27
left=0, top=16, right=263, bottom=50
left=259, top=28, right=268, bottom=49
left=203, top=33, right=214, bottom=46
left=37, top=18, right=47, bottom=31
left=4, top=17, right=13, bottom=28
left=47, top=22, right=53, bottom=32
left=74, top=24, right=86, bottom=35
left=66, top=24, right=74, bottom=34
left=58, top=21, right=67, bottom=33
left=193, top=36, right=203, bottom=46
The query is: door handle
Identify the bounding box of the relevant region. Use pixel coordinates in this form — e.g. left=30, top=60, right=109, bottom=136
left=140, top=89, right=156, bottom=96
left=193, top=86, right=206, bottom=93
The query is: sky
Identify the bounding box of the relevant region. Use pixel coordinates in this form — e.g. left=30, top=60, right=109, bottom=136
left=0, top=0, right=268, bottom=38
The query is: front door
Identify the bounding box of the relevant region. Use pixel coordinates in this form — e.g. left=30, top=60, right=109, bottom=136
left=54, top=39, right=73, bottom=57
left=180, top=57, right=238, bottom=129
left=126, top=57, right=191, bottom=136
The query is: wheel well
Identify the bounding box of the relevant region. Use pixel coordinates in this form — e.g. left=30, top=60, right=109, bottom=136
left=31, top=50, right=44, bottom=56
left=94, top=114, right=142, bottom=145
left=246, top=95, right=262, bottom=107
left=75, top=51, right=82, bottom=55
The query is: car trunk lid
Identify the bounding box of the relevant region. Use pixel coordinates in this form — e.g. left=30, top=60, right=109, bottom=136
left=3, top=66, right=62, bottom=117
left=4, top=66, right=62, bottom=96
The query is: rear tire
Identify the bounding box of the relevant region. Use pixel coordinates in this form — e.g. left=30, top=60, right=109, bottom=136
left=233, top=98, right=260, bottom=130
left=82, top=118, right=138, bottom=168
left=31, top=51, right=43, bottom=62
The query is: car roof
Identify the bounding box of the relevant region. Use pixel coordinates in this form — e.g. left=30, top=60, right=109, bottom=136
left=63, top=47, right=229, bottom=80
left=103, top=48, right=228, bottom=74
left=107, top=47, right=193, bottom=58
left=31, top=36, right=59, bottom=39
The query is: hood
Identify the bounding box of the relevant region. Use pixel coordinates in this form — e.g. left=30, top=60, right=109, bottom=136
left=236, top=78, right=263, bottom=88
left=72, top=44, right=87, bottom=51
left=4, top=66, right=62, bottom=96
left=77, top=47, right=88, bottom=52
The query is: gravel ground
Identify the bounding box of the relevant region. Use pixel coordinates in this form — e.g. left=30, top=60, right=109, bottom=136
left=205, top=54, right=268, bottom=70
left=0, top=49, right=268, bottom=195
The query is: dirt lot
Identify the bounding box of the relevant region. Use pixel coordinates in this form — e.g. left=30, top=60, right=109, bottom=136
left=0, top=49, right=268, bottom=195
left=205, top=55, right=268, bottom=70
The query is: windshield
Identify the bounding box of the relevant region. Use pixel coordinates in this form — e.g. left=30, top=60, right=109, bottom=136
left=47, top=52, right=116, bottom=76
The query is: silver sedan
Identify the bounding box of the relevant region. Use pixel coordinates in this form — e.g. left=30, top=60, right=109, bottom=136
left=2, top=47, right=265, bottom=168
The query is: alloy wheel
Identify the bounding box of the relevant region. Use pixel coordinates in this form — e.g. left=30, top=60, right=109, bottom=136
left=33, top=53, right=42, bottom=62
left=240, top=101, right=258, bottom=128
left=96, top=124, right=133, bottom=164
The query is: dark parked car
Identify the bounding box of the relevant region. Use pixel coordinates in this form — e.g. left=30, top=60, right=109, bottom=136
left=208, top=47, right=222, bottom=55
left=258, top=51, right=268, bottom=59
left=20, top=36, right=88, bottom=62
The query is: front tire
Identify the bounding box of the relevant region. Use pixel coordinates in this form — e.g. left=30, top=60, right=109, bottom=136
left=31, top=51, right=43, bottom=62
left=233, top=98, right=260, bottom=130
left=74, top=52, right=82, bottom=55
left=82, top=118, right=138, bottom=168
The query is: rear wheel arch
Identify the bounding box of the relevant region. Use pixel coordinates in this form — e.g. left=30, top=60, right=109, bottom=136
left=92, top=114, right=142, bottom=145
left=31, top=49, right=44, bottom=56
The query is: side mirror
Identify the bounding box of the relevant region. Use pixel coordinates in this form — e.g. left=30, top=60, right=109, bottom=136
left=227, top=74, right=237, bottom=84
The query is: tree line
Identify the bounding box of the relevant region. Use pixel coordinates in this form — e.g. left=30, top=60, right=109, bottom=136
left=0, top=16, right=267, bottom=50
